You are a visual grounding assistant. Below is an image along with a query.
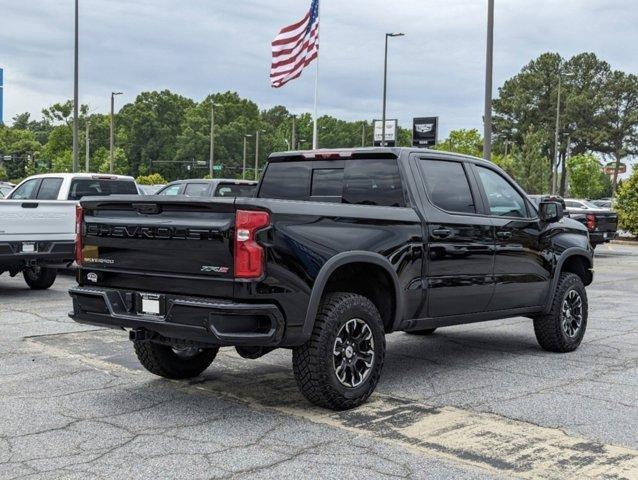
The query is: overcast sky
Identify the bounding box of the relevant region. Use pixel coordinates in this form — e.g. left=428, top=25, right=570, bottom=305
left=1, top=0, right=637, bottom=140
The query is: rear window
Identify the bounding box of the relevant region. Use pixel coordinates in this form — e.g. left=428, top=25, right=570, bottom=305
left=68, top=179, right=138, bottom=200
left=259, top=159, right=405, bottom=207
left=214, top=183, right=256, bottom=197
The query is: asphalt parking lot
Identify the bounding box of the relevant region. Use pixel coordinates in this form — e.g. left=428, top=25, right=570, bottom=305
left=1, top=243, right=637, bottom=479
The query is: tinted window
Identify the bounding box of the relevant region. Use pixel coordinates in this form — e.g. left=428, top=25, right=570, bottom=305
left=477, top=167, right=528, bottom=218
left=36, top=178, right=63, bottom=200
left=158, top=184, right=181, bottom=196
left=10, top=179, right=40, bottom=200
left=184, top=183, right=210, bottom=197
left=343, top=160, right=404, bottom=207
left=259, top=163, right=311, bottom=200
left=311, top=169, right=344, bottom=197
left=420, top=160, right=475, bottom=213
left=68, top=180, right=138, bottom=200
left=214, top=184, right=256, bottom=197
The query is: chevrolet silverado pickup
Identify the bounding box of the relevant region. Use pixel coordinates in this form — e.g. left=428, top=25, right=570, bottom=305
left=69, top=148, right=594, bottom=410
left=0, top=173, right=138, bottom=289
left=563, top=198, right=618, bottom=247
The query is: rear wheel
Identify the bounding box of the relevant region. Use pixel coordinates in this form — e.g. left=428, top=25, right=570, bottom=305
left=405, top=328, right=437, bottom=336
left=534, top=273, right=588, bottom=353
left=133, top=341, right=219, bottom=379
left=292, top=292, right=386, bottom=410
left=23, top=267, right=57, bottom=290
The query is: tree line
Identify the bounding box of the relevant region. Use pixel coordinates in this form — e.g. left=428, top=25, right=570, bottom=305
left=0, top=51, right=636, bottom=200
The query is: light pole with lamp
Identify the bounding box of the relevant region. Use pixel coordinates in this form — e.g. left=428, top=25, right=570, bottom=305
left=242, top=134, right=253, bottom=180
left=110, top=91, right=123, bottom=174
left=255, top=130, right=266, bottom=180
left=381, top=32, right=405, bottom=147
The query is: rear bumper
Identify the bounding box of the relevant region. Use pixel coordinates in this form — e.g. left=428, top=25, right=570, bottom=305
left=589, top=231, right=617, bottom=245
left=0, top=241, right=75, bottom=270
left=68, top=286, right=285, bottom=347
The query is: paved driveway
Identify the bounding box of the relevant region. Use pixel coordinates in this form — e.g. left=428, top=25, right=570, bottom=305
left=1, top=243, right=636, bottom=479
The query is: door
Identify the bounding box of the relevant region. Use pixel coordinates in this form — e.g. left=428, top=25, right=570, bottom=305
left=472, top=165, right=550, bottom=310
left=414, top=157, right=495, bottom=317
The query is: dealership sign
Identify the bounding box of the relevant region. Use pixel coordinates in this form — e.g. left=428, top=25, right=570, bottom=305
left=603, top=162, right=626, bottom=175
left=413, top=117, right=438, bottom=147
left=373, top=120, right=398, bottom=147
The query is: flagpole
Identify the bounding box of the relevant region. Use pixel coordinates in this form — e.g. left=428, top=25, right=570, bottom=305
left=312, top=0, right=320, bottom=150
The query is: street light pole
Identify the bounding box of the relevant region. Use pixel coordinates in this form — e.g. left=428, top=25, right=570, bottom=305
left=72, top=0, right=79, bottom=172
left=85, top=118, right=90, bottom=172
left=291, top=115, right=296, bottom=150
left=110, top=91, right=123, bottom=174
left=209, top=104, right=215, bottom=178
left=243, top=134, right=252, bottom=180
left=255, top=130, right=266, bottom=180
left=381, top=33, right=404, bottom=147
left=362, top=122, right=366, bottom=147
left=483, top=0, right=495, bottom=161
left=552, top=70, right=562, bottom=195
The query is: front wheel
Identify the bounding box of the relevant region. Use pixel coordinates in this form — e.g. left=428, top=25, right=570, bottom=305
left=133, top=341, right=219, bottom=379
left=292, top=292, right=386, bottom=410
left=23, top=267, right=57, bottom=290
left=533, top=273, right=588, bottom=353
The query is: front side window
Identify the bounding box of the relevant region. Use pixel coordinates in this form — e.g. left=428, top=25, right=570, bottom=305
left=184, top=183, right=210, bottom=197
left=10, top=179, right=40, bottom=200
left=420, top=160, right=475, bottom=213
left=36, top=178, right=63, bottom=200
left=477, top=166, right=528, bottom=218
left=158, top=184, right=182, bottom=196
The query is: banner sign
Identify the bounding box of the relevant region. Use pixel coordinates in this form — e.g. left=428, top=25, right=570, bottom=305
left=413, top=117, right=438, bottom=148
left=373, top=120, right=398, bottom=147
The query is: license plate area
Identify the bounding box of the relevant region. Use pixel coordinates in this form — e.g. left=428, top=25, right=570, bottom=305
left=139, top=293, right=165, bottom=317
left=22, top=242, right=36, bottom=253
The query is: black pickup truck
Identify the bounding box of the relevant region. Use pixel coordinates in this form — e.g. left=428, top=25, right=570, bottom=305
left=70, top=148, right=594, bottom=410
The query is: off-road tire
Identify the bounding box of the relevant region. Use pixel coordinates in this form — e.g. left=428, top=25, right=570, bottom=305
left=292, top=292, right=386, bottom=411
left=23, top=267, right=57, bottom=290
left=405, top=328, right=437, bottom=336
left=534, top=273, right=588, bottom=353
left=133, top=341, right=219, bottom=379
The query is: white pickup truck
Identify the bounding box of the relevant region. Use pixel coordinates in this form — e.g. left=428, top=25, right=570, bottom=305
left=0, top=173, right=138, bottom=289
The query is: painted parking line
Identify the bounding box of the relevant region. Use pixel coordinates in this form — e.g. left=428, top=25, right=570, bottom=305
left=30, top=330, right=638, bottom=480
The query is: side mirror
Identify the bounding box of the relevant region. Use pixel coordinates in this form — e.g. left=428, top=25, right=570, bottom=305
left=539, top=201, right=564, bottom=222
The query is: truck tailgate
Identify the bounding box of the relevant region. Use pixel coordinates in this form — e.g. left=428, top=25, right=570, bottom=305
left=595, top=211, right=618, bottom=233
left=80, top=197, right=237, bottom=295
left=0, top=200, right=76, bottom=242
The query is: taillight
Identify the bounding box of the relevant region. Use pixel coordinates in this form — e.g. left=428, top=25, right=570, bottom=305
left=234, top=210, right=270, bottom=279
left=586, top=214, right=596, bottom=231
left=75, top=204, right=84, bottom=265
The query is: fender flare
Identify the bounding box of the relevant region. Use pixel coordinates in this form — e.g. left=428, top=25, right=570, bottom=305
left=301, top=251, right=403, bottom=340
left=544, top=247, right=593, bottom=313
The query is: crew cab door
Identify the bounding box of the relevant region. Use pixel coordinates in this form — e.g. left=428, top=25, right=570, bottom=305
left=470, top=164, right=550, bottom=310
left=411, top=156, right=495, bottom=317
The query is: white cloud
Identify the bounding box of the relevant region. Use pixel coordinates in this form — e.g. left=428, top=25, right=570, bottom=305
left=0, top=0, right=636, bottom=139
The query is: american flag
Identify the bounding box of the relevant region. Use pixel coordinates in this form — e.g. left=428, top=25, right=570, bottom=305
left=271, top=0, right=320, bottom=88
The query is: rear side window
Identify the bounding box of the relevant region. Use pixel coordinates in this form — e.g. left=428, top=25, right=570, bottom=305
left=259, top=159, right=405, bottom=207
left=68, top=180, right=138, bottom=200
left=36, top=178, right=63, bottom=200
left=214, top=184, right=256, bottom=197
left=184, top=183, right=210, bottom=197
left=420, top=160, right=475, bottom=213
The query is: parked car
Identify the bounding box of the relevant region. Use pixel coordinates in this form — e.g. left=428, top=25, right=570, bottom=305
left=590, top=198, right=612, bottom=209
left=138, top=184, right=166, bottom=195
left=156, top=179, right=257, bottom=198
left=563, top=198, right=618, bottom=247
left=0, top=182, right=15, bottom=198
left=0, top=173, right=138, bottom=289
left=69, top=148, right=593, bottom=410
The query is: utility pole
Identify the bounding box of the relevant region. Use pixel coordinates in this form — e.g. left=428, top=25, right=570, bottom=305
left=72, top=0, right=79, bottom=172
left=110, top=92, right=123, bottom=174
left=85, top=118, right=90, bottom=172
left=382, top=33, right=405, bottom=147
left=254, top=130, right=264, bottom=180
left=362, top=123, right=366, bottom=147
left=214, top=100, right=215, bottom=178
left=291, top=115, right=296, bottom=150
left=243, top=134, right=252, bottom=180
left=552, top=69, right=562, bottom=195
left=483, top=0, right=495, bottom=161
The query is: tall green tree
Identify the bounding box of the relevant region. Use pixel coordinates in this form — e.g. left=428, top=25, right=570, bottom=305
left=566, top=153, right=604, bottom=199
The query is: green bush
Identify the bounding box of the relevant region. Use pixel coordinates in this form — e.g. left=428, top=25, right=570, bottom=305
left=136, top=173, right=167, bottom=185
left=615, top=168, right=638, bottom=236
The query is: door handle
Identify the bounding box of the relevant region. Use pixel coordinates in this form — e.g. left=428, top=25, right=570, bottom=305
left=21, top=203, right=39, bottom=209
left=496, top=231, right=512, bottom=240
left=432, top=228, right=452, bottom=239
